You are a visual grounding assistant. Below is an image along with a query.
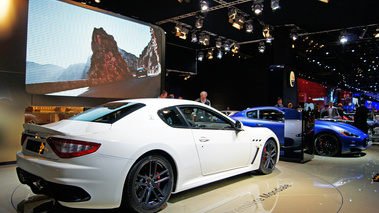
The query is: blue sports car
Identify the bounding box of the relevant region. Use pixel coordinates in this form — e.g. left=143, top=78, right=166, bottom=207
left=230, top=107, right=370, bottom=157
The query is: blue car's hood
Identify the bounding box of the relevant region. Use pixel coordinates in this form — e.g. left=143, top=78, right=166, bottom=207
left=315, top=120, right=368, bottom=137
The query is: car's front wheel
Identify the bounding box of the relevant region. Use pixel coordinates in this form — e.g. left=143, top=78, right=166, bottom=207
left=257, top=139, right=278, bottom=175
left=123, top=155, right=174, bottom=213
left=314, top=132, right=340, bottom=156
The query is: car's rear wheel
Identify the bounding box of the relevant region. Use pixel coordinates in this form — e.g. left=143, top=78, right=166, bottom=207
left=123, top=155, right=174, bottom=213
left=314, top=132, right=340, bottom=156
left=257, top=139, right=277, bottom=175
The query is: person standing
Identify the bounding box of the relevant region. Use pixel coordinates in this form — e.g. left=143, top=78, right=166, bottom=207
left=195, top=91, right=211, bottom=106
left=275, top=97, right=283, bottom=107
left=328, top=101, right=338, bottom=118
left=158, top=90, right=168, bottom=98
left=320, top=105, right=329, bottom=118
left=314, top=104, right=321, bottom=119
left=354, top=101, right=369, bottom=134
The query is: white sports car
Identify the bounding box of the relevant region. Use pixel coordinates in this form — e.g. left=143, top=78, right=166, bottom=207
left=16, top=98, right=279, bottom=212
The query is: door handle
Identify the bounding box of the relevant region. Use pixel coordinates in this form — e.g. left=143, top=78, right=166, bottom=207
left=199, top=137, right=210, bottom=142
left=257, top=123, right=263, bottom=126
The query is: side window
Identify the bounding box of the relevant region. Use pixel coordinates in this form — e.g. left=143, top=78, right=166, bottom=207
left=247, top=110, right=258, bottom=119
left=259, top=109, right=284, bottom=122
left=158, top=107, right=187, bottom=127
left=179, top=106, right=233, bottom=130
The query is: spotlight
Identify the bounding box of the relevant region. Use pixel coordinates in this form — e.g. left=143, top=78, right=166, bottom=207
left=217, top=49, right=223, bottom=59
left=174, top=25, right=189, bottom=40
left=198, top=51, right=204, bottom=61
left=258, top=41, right=265, bottom=53
left=215, top=38, right=222, bottom=49
left=207, top=49, right=213, bottom=59
left=290, top=28, right=298, bottom=41
left=245, top=20, right=253, bottom=33
left=198, top=32, right=205, bottom=44
left=191, top=32, right=198, bottom=43
left=232, top=14, right=245, bottom=30
left=203, top=34, right=210, bottom=46
left=195, top=16, right=204, bottom=29
left=223, top=40, right=231, bottom=52
left=271, top=0, right=280, bottom=11
left=200, top=0, right=209, bottom=13
left=231, top=42, right=240, bottom=53
left=179, top=27, right=188, bottom=40
left=228, top=8, right=237, bottom=20
left=262, top=25, right=272, bottom=43
left=339, top=31, right=348, bottom=44
left=252, top=0, right=264, bottom=15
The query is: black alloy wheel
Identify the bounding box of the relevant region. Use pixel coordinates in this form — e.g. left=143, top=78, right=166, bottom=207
left=314, top=133, right=340, bottom=156
left=257, top=139, right=277, bottom=175
left=123, top=155, right=174, bottom=213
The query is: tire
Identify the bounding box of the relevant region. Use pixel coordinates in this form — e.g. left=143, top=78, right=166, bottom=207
left=123, top=155, right=174, bottom=213
left=257, top=139, right=278, bottom=175
left=314, top=132, right=340, bottom=156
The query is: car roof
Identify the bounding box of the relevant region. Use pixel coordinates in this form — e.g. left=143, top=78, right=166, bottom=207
left=111, top=98, right=213, bottom=110
left=241, top=106, right=286, bottom=112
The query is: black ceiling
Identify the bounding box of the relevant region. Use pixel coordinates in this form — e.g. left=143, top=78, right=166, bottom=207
left=74, top=0, right=379, bottom=100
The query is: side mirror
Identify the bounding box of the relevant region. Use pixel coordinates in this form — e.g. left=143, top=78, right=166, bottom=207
left=235, top=120, right=244, bottom=131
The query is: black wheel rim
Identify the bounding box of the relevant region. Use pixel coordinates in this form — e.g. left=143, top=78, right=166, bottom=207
left=315, top=134, right=338, bottom=156
left=262, top=141, right=277, bottom=171
left=133, top=158, right=172, bottom=209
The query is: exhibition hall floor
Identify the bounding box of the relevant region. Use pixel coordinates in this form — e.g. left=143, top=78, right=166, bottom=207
left=1, top=146, right=378, bottom=213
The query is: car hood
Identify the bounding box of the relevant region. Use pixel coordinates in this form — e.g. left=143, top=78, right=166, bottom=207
left=315, top=120, right=367, bottom=136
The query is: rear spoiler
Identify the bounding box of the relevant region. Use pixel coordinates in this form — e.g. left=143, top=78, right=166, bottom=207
left=23, top=123, right=66, bottom=139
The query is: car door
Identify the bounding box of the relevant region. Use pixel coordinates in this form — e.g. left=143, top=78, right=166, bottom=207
left=244, top=109, right=285, bottom=146
left=178, top=106, right=253, bottom=176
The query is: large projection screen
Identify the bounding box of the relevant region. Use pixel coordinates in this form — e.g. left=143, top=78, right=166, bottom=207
left=26, top=0, right=164, bottom=98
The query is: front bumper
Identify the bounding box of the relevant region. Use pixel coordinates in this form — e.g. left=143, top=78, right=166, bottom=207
left=341, top=137, right=370, bottom=154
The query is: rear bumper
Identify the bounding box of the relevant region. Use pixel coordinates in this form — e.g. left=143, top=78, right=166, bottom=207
left=16, top=167, right=90, bottom=202
left=16, top=151, right=134, bottom=209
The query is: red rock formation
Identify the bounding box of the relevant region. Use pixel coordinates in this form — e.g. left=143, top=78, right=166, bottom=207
left=87, top=27, right=132, bottom=85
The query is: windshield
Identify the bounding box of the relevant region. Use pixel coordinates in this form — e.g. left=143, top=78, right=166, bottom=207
left=69, top=102, right=145, bottom=123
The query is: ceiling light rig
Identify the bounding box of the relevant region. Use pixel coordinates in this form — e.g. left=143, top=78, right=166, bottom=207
left=197, top=51, right=204, bottom=61
left=228, top=8, right=246, bottom=30
left=258, top=41, right=266, bottom=53
left=195, top=14, right=205, bottom=29
left=245, top=19, right=253, bottom=33
left=290, top=28, right=299, bottom=41
left=262, top=25, right=273, bottom=43
left=207, top=49, right=214, bottom=59
left=271, top=0, right=281, bottom=11
left=174, top=24, right=189, bottom=40
left=200, top=0, right=209, bottom=13
left=339, top=30, right=348, bottom=44
left=252, top=0, right=264, bottom=15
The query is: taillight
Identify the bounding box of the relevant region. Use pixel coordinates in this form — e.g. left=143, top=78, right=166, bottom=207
left=21, top=134, right=28, bottom=146
left=47, top=137, right=101, bottom=158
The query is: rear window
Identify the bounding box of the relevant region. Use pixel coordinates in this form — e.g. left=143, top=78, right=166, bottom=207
left=69, top=102, right=145, bottom=123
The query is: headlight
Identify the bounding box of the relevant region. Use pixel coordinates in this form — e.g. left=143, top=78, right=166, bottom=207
left=339, top=131, right=359, bottom=138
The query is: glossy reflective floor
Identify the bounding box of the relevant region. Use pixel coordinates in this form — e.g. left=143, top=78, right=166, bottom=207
left=1, top=146, right=378, bottom=213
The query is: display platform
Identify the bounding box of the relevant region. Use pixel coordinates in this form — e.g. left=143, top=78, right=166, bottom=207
left=2, top=146, right=378, bottom=213
left=9, top=165, right=342, bottom=212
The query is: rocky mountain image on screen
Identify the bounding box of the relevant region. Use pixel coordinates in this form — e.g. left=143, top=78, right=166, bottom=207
left=26, top=27, right=161, bottom=96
